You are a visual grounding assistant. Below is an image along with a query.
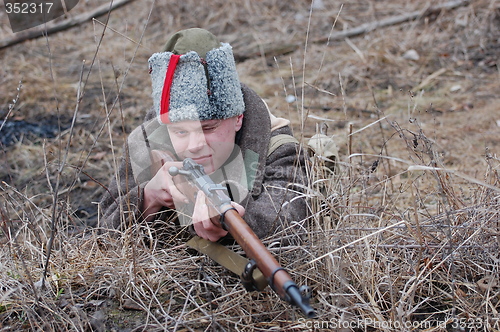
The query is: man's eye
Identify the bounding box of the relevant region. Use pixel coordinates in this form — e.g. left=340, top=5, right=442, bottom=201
left=175, top=130, right=188, bottom=136
left=203, top=126, right=217, bottom=133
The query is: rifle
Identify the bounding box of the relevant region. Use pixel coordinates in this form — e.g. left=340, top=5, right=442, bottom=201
left=169, top=157, right=316, bottom=318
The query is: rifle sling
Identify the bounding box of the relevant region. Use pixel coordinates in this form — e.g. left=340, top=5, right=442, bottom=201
left=186, top=236, right=268, bottom=291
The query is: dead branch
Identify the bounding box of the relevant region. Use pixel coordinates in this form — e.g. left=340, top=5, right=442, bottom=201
left=0, top=0, right=136, bottom=50
left=314, top=0, right=470, bottom=44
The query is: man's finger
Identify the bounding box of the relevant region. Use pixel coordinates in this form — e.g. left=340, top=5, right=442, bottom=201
left=192, top=191, right=228, bottom=241
left=231, top=202, right=245, bottom=217
left=162, top=163, right=189, bottom=204
left=169, top=183, right=189, bottom=204
left=193, top=191, right=208, bottom=220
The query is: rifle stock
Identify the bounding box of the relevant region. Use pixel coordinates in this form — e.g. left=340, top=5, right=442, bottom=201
left=169, top=158, right=316, bottom=318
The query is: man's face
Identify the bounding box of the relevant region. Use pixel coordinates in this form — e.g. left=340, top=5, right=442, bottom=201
left=167, top=114, right=244, bottom=174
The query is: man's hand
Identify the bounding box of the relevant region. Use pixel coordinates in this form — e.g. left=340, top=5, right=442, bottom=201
left=192, top=190, right=245, bottom=242
left=142, top=160, right=189, bottom=220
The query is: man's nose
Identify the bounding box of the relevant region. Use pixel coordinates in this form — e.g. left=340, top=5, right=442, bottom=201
left=187, top=131, right=206, bottom=153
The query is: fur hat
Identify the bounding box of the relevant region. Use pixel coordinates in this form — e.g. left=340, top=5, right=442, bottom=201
left=148, top=28, right=245, bottom=124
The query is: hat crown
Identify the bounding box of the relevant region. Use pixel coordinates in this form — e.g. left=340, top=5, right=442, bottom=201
left=162, top=28, right=221, bottom=58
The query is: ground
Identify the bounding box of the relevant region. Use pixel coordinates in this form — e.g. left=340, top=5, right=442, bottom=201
left=0, top=0, right=499, bottom=331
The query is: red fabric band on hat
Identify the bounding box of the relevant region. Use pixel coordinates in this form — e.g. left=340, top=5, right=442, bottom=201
left=160, top=54, right=181, bottom=124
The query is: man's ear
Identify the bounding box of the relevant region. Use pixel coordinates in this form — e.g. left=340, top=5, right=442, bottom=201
left=235, top=114, right=244, bottom=131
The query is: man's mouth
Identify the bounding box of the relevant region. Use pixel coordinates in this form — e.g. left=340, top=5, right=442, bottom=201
left=191, top=155, right=212, bottom=164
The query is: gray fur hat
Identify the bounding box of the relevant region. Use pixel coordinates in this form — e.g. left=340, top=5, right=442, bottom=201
left=148, top=28, right=245, bottom=124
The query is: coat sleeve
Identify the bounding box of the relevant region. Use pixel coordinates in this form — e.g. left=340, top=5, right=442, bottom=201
left=241, top=142, right=310, bottom=239
left=98, top=115, right=179, bottom=231
left=98, top=143, right=180, bottom=235
left=98, top=120, right=160, bottom=231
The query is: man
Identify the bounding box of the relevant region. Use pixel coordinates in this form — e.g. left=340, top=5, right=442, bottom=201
left=99, top=28, right=308, bottom=241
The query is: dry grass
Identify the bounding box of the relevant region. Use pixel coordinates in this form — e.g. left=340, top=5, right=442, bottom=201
left=1, top=0, right=500, bottom=331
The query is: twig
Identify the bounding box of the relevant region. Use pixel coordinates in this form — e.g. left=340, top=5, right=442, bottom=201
left=413, top=67, right=448, bottom=91
left=0, top=81, right=22, bottom=134
left=41, top=60, right=85, bottom=289
left=0, top=0, right=136, bottom=49
left=173, top=285, right=195, bottom=332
